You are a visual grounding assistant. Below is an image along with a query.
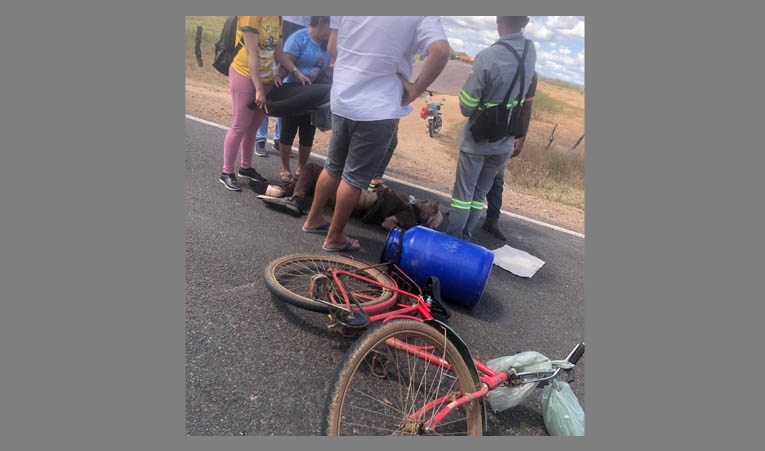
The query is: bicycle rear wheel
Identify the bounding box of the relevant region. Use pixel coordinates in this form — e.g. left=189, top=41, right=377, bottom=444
left=264, top=254, right=397, bottom=314
left=326, top=319, right=483, bottom=435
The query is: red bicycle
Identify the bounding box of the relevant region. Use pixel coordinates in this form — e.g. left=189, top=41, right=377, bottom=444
left=264, top=253, right=584, bottom=436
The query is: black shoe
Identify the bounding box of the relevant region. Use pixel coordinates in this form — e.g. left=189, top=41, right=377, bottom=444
left=260, top=196, right=305, bottom=217
left=220, top=173, right=241, bottom=191
left=272, top=140, right=280, bottom=151
left=289, top=196, right=306, bottom=215
left=482, top=219, right=507, bottom=241
left=254, top=141, right=268, bottom=157
left=238, top=167, right=267, bottom=182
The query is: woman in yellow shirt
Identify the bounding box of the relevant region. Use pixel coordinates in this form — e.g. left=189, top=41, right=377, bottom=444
left=220, top=16, right=282, bottom=191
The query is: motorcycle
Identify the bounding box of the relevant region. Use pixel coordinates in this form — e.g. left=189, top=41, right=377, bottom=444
left=420, top=92, right=445, bottom=138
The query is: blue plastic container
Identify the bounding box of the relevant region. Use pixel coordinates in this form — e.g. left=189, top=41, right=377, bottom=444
left=381, top=226, right=494, bottom=308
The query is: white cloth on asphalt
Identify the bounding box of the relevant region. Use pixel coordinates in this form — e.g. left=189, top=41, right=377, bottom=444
left=492, top=244, right=545, bottom=278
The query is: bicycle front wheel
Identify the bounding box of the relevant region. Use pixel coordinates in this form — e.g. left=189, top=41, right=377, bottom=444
left=326, top=319, right=483, bottom=435
left=264, top=254, right=397, bottom=314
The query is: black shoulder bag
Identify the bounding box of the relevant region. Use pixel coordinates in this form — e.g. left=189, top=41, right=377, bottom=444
left=470, top=39, right=530, bottom=143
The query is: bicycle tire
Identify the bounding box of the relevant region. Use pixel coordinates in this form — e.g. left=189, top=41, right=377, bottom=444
left=264, top=253, right=398, bottom=314
left=326, top=319, right=483, bottom=436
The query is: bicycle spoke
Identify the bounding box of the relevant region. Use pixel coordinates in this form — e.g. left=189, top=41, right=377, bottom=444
left=339, top=421, right=401, bottom=435
left=347, top=387, right=408, bottom=418
left=329, top=320, right=481, bottom=436
left=341, top=396, right=407, bottom=421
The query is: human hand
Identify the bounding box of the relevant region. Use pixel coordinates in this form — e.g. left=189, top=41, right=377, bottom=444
left=274, top=76, right=284, bottom=88
left=397, top=73, right=418, bottom=106
left=510, top=136, right=525, bottom=158
left=253, top=88, right=266, bottom=110
left=381, top=216, right=398, bottom=231
left=296, top=71, right=312, bottom=86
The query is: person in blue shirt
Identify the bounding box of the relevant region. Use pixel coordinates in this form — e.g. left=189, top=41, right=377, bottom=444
left=275, top=16, right=331, bottom=183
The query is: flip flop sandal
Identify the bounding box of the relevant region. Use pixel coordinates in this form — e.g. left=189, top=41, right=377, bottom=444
left=322, top=238, right=361, bottom=253
left=280, top=171, right=295, bottom=183
left=302, top=222, right=331, bottom=234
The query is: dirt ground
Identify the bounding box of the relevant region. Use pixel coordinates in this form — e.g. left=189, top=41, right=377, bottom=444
left=185, top=77, right=584, bottom=234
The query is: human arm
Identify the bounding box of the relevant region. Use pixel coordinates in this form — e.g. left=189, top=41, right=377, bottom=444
left=278, top=51, right=311, bottom=85
left=398, top=39, right=450, bottom=106
left=510, top=72, right=537, bottom=158
left=242, top=30, right=266, bottom=108
left=458, top=52, right=489, bottom=117
left=328, top=28, right=338, bottom=67
left=273, top=37, right=285, bottom=87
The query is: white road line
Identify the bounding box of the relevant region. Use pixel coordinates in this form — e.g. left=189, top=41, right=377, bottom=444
left=185, top=113, right=585, bottom=239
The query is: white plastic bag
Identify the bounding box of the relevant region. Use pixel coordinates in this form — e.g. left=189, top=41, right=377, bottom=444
left=484, top=351, right=552, bottom=413
left=540, top=378, right=585, bottom=436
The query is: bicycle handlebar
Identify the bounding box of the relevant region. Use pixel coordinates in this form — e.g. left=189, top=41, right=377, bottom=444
left=507, top=342, right=585, bottom=386
left=566, top=342, right=585, bottom=365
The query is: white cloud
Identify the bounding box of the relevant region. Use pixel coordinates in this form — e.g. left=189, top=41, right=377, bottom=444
left=440, top=16, right=585, bottom=85
left=545, top=16, right=580, bottom=30
left=449, top=37, right=464, bottom=48
left=525, top=22, right=553, bottom=41
left=538, top=50, right=576, bottom=66
left=560, top=20, right=585, bottom=38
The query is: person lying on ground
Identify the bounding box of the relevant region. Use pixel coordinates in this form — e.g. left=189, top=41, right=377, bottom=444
left=252, top=162, right=443, bottom=231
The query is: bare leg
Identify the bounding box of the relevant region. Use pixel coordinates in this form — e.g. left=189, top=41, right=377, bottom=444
left=296, top=145, right=311, bottom=176
left=303, top=169, right=340, bottom=229
left=279, top=143, right=293, bottom=177
left=323, top=179, right=361, bottom=249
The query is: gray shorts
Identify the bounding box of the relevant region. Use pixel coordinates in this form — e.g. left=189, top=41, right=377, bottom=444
left=324, top=115, right=398, bottom=190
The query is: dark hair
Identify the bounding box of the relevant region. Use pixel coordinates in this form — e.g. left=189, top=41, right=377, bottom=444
left=309, top=16, right=330, bottom=27
left=501, top=16, right=529, bottom=29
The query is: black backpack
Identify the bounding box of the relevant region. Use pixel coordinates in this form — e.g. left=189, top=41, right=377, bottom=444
left=470, top=39, right=531, bottom=142
left=212, top=16, right=243, bottom=76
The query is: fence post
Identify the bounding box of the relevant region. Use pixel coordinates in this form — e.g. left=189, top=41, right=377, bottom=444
left=545, top=123, right=558, bottom=150
left=570, top=133, right=585, bottom=152
left=195, top=26, right=204, bottom=67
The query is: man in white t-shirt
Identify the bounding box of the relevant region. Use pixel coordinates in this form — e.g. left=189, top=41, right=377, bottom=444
left=302, top=16, right=449, bottom=252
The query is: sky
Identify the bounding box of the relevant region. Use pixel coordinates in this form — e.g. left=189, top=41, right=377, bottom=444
left=440, top=16, right=585, bottom=86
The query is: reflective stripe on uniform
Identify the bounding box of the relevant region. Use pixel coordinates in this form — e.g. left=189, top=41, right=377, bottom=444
left=450, top=198, right=472, bottom=210
left=483, top=98, right=526, bottom=109
left=459, top=89, right=479, bottom=107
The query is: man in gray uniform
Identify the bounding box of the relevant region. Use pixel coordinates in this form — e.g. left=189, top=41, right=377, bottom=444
left=445, top=16, right=536, bottom=241
left=482, top=72, right=537, bottom=240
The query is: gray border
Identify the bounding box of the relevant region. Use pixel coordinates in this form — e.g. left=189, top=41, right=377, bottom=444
left=8, top=2, right=755, bottom=451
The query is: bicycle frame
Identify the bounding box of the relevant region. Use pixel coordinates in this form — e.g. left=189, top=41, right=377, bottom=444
left=321, top=262, right=434, bottom=323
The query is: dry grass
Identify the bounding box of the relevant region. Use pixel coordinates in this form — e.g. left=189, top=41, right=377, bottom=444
left=507, top=139, right=585, bottom=208
left=185, top=17, right=229, bottom=85
left=509, top=77, right=585, bottom=209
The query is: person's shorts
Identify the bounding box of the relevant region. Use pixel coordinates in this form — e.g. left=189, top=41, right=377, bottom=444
left=324, top=115, right=397, bottom=190
left=280, top=113, right=316, bottom=147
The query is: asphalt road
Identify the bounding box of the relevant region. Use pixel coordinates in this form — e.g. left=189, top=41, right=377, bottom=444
left=185, top=116, right=585, bottom=436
